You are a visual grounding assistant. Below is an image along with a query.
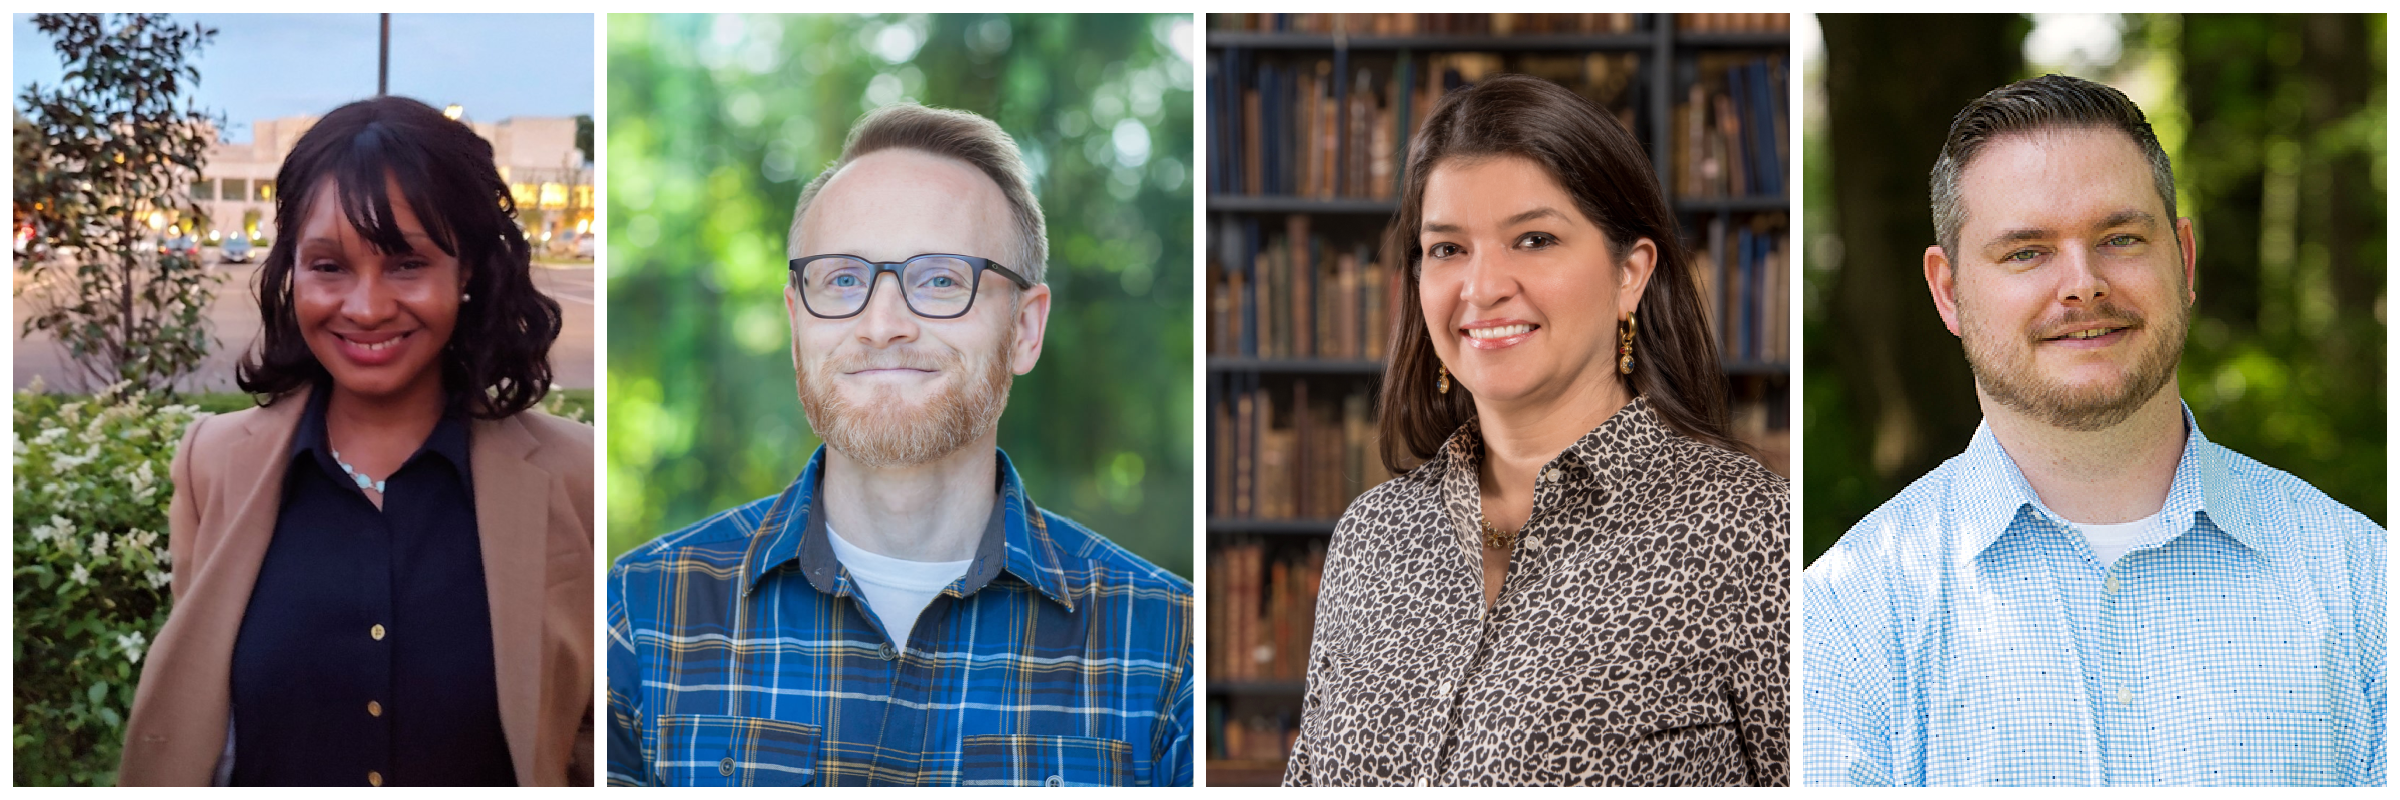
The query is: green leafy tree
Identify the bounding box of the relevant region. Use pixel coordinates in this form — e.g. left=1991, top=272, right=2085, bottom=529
left=576, top=113, right=594, bottom=165
left=14, top=13, right=222, bottom=394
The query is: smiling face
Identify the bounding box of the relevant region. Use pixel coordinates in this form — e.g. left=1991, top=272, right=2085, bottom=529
left=788, top=147, right=1051, bottom=468
left=291, top=174, right=466, bottom=405
left=1930, top=126, right=2197, bottom=432
left=1416, top=154, right=1653, bottom=407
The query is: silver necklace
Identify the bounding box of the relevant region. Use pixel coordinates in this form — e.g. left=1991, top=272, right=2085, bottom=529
left=331, top=449, right=387, bottom=493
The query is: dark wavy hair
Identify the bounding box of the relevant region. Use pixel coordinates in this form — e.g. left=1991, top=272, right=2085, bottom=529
left=1378, top=74, right=1740, bottom=473
left=235, top=95, right=562, bottom=418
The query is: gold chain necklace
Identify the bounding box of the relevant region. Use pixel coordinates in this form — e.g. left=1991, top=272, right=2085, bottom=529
left=1477, top=513, right=1517, bottom=550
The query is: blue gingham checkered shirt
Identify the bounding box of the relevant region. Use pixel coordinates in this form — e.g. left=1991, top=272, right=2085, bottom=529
left=1802, top=404, right=2385, bottom=786
left=606, top=447, right=1194, bottom=786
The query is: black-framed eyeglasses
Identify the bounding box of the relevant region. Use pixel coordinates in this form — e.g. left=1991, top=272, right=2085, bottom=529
left=787, top=253, right=1033, bottom=320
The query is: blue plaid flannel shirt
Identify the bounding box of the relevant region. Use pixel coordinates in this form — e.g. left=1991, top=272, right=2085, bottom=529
left=607, top=447, right=1194, bottom=786
left=1802, top=404, right=2385, bottom=785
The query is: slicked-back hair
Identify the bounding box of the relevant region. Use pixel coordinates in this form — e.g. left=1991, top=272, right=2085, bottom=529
left=236, top=95, right=563, bottom=418
left=1931, top=73, right=2178, bottom=257
left=789, top=103, right=1048, bottom=284
left=1378, top=74, right=1741, bottom=474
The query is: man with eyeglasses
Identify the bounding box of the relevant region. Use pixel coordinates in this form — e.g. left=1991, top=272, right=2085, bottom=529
left=606, top=103, right=1193, bottom=787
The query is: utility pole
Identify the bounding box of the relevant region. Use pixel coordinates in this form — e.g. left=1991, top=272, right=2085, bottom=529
left=377, top=14, right=390, bottom=96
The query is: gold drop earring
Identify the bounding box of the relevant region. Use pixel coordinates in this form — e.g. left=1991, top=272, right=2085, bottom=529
left=1618, top=311, right=1638, bottom=375
left=1438, top=363, right=1450, bottom=394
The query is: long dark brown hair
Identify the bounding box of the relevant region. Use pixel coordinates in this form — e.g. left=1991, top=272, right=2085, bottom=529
left=1378, top=74, right=1739, bottom=473
left=236, top=95, right=562, bottom=418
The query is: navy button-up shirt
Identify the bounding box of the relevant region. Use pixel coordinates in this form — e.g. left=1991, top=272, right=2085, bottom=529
left=228, top=386, right=514, bottom=786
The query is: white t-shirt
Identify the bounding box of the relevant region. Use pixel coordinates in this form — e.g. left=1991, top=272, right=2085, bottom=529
left=2072, top=511, right=2163, bottom=568
left=825, top=523, right=973, bottom=653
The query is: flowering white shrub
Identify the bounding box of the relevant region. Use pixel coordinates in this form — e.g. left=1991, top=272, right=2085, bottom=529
left=13, top=382, right=202, bottom=786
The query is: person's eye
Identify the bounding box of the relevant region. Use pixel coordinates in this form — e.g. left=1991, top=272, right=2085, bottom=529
left=830, top=274, right=862, bottom=288
left=2103, top=234, right=2142, bottom=247
left=1515, top=232, right=1559, bottom=249
left=305, top=260, right=342, bottom=273
left=395, top=259, right=431, bottom=272
left=924, top=275, right=958, bottom=289
left=1426, top=242, right=1462, bottom=259
left=2003, top=248, right=2041, bottom=263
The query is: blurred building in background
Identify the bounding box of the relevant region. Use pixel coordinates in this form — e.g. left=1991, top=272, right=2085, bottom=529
left=192, top=112, right=592, bottom=248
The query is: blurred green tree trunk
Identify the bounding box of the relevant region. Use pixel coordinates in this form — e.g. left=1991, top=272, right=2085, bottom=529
left=1810, top=15, right=2024, bottom=557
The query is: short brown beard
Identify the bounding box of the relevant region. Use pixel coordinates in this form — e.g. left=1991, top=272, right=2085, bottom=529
left=796, top=322, right=1016, bottom=468
left=1959, top=294, right=2186, bottom=432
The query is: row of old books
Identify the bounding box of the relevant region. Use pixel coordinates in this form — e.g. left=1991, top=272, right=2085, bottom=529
left=1672, top=54, right=1789, bottom=198
left=1207, top=539, right=1327, bottom=681
left=1207, top=52, right=1638, bottom=199
left=1210, top=708, right=1301, bottom=764
left=1211, top=382, right=1393, bottom=520
left=1211, top=13, right=1788, bottom=36
left=1207, top=216, right=1399, bottom=360
left=1691, top=214, right=1792, bottom=364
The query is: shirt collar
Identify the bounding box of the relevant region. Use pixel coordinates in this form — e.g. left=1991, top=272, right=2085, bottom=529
left=1430, top=396, right=1669, bottom=540
left=289, top=380, right=473, bottom=481
left=740, top=446, right=1075, bottom=610
left=1960, top=401, right=2258, bottom=559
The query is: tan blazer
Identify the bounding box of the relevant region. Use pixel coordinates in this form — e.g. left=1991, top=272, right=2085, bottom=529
left=118, top=386, right=594, bottom=786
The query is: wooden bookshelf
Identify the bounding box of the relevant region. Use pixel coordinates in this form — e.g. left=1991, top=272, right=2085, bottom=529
left=1202, top=13, right=1790, bottom=784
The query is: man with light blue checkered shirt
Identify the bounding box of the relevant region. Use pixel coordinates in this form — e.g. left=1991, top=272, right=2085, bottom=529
left=1801, top=75, right=2384, bottom=786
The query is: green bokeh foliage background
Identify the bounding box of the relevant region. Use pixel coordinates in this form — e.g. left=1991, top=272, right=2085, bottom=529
left=606, top=14, right=1195, bottom=575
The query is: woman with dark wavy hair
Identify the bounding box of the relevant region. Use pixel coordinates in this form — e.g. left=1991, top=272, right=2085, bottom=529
left=118, top=95, right=593, bottom=787
left=1285, top=75, right=1789, bottom=786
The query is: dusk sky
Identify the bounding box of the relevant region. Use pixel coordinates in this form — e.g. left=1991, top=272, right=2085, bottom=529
left=13, top=13, right=594, bottom=142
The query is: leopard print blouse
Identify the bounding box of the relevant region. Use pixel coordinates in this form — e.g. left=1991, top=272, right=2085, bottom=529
left=1283, top=396, right=1790, bottom=786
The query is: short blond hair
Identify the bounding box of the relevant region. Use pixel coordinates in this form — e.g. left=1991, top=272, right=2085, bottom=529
left=789, top=103, right=1048, bottom=284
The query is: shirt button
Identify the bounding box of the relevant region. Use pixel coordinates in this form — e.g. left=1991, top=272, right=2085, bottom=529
left=1437, top=680, right=1453, bottom=697
left=368, top=771, right=383, bottom=787
left=719, top=756, right=735, bottom=776
left=1416, top=776, right=1430, bottom=787
left=2105, top=574, right=2120, bottom=595
left=1045, top=775, right=1064, bottom=787
left=1544, top=468, right=1562, bottom=482
left=2117, top=687, right=2133, bottom=705
left=367, top=700, right=382, bottom=717
left=879, top=642, right=898, bottom=661
left=370, top=623, right=386, bottom=641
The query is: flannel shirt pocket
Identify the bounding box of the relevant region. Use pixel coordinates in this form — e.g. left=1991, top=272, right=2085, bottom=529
left=958, top=734, right=1134, bottom=786
left=653, top=714, right=820, bottom=786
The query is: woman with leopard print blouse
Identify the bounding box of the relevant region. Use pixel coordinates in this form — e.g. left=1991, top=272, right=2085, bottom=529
left=1283, top=74, right=1790, bottom=787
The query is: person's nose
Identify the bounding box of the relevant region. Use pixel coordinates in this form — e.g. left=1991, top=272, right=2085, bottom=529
left=341, top=268, right=400, bottom=327
left=1458, top=247, right=1518, bottom=310
left=2057, top=245, right=2108, bottom=305
left=851, top=268, right=920, bottom=347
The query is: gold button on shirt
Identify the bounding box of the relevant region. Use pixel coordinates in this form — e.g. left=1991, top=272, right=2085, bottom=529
left=370, top=623, right=386, bottom=641
left=368, top=700, right=383, bottom=717
left=368, top=770, right=384, bottom=786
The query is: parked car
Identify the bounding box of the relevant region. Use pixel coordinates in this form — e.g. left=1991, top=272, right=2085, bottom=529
left=219, top=237, right=255, bottom=264
left=574, top=232, right=594, bottom=259
left=158, top=235, right=200, bottom=259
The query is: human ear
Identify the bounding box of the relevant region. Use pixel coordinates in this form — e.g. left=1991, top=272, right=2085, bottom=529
left=1615, top=237, right=1658, bottom=318
left=1925, top=245, right=1962, bottom=337
left=1009, top=283, right=1052, bottom=375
